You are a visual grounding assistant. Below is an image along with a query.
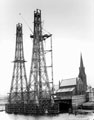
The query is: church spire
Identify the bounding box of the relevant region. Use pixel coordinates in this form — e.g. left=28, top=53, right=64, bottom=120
left=79, top=53, right=85, bottom=77
left=80, top=53, right=84, bottom=68
left=78, top=53, right=87, bottom=93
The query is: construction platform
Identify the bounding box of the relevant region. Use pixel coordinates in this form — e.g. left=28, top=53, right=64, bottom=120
left=5, top=102, right=59, bottom=115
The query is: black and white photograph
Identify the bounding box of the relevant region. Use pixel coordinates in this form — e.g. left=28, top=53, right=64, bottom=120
left=0, top=0, right=94, bottom=120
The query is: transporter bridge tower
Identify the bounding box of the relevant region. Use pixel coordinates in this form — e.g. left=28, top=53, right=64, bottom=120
left=5, top=23, right=28, bottom=114
left=28, top=9, right=58, bottom=114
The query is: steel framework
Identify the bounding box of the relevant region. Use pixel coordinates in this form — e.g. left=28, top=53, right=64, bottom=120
left=8, top=23, right=28, bottom=103
left=5, top=10, right=59, bottom=115
left=28, top=9, right=53, bottom=105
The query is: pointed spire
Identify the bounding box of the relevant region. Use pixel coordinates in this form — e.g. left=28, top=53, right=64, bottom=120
left=80, top=53, right=84, bottom=68
left=78, top=53, right=87, bottom=93
left=79, top=53, right=85, bottom=77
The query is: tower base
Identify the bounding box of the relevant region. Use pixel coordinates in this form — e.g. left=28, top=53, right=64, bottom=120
left=5, top=102, right=59, bottom=115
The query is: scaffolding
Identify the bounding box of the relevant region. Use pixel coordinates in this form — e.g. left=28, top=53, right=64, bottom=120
left=5, top=9, right=59, bottom=115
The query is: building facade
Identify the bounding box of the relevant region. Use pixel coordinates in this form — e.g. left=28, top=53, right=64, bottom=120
left=55, top=54, right=87, bottom=112
left=56, top=54, right=87, bottom=97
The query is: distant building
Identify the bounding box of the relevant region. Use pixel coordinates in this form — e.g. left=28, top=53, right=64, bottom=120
left=81, top=86, right=94, bottom=110
left=56, top=54, right=87, bottom=97
left=86, top=86, right=94, bottom=102
left=55, top=54, right=87, bottom=112
left=56, top=78, right=84, bottom=98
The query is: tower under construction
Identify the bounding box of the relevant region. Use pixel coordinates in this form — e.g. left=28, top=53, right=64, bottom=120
left=5, top=23, right=28, bottom=114
left=5, top=9, right=59, bottom=115
left=26, top=9, right=58, bottom=114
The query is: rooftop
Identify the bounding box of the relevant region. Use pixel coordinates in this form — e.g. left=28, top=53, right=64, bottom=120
left=57, top=87, right=75, bottom=93
left=60, top=78, right=77, bottom=87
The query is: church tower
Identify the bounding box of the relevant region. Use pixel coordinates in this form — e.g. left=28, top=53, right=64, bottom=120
left=78, top=54, right=87, bottom=93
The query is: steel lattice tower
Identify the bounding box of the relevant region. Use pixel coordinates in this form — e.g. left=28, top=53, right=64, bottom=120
left=9, top=23, right=28, bottom=103
left=29, top=9, right=53, bottom=105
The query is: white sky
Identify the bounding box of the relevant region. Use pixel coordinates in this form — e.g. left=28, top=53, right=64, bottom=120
left=0, top=0, right=94, bottom=95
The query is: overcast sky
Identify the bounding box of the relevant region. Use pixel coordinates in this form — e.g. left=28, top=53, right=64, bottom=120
left=0, top=0, right=94, bottom=95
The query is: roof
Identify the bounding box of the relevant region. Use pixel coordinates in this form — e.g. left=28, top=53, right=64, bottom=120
left=56, top=87, right=75, bottom=93
left=60, top=78, right=77, bottom=87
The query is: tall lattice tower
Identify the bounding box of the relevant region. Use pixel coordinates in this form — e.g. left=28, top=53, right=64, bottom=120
left=28, top=9, right=53, bottom=105
left=8, top=23, right=28, bottom=103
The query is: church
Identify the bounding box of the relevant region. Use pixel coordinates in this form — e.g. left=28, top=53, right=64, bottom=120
left=55, top=54, right=87, bottom=113
left=56, top=54, right=87, bottom=97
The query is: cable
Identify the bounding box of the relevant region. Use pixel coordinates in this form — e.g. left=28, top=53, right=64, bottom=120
left=42, top=27, right=51, bottom=35
left=19, top=13, right=33, bottom=34
left=41, top=20, right=51, bottom=35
